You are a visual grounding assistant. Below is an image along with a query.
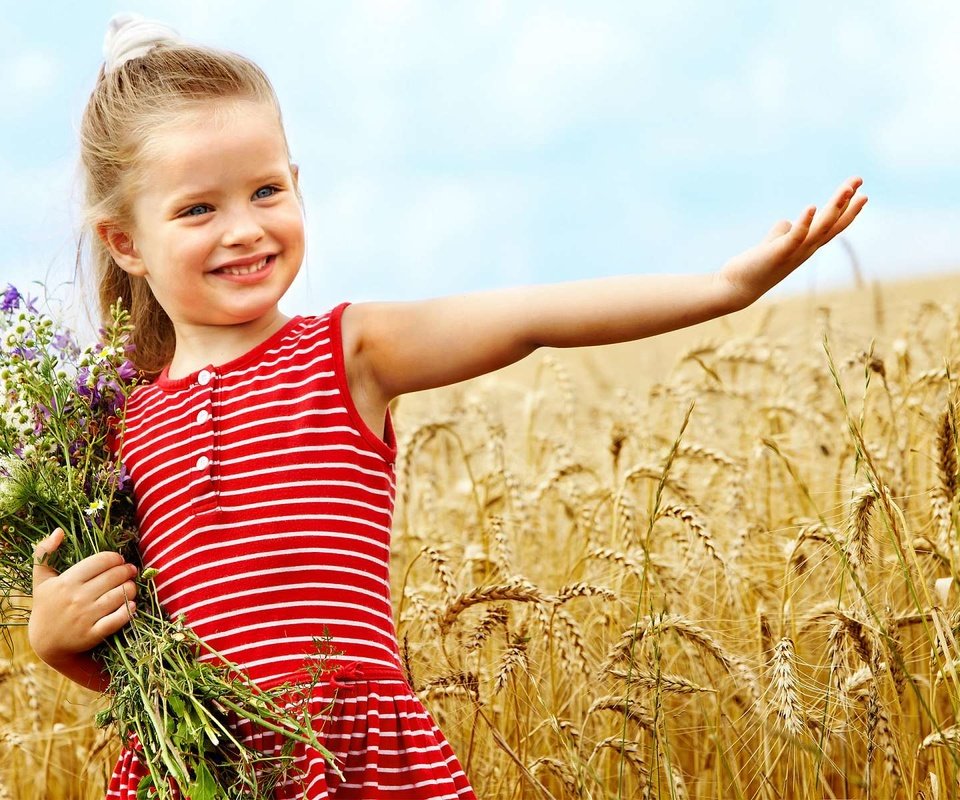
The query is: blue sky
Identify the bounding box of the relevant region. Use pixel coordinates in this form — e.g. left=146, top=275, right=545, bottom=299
left=2, top=1, right=958, bottom=324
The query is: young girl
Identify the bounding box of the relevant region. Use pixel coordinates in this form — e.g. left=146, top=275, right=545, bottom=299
left=27, top=12, right=866, bottom=800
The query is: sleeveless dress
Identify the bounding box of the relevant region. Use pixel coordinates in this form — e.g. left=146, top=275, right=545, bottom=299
left=105, top=304, right=476, bottom=799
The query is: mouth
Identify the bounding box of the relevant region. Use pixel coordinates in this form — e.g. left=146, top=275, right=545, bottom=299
left=213, top=255, right=275, bottom=276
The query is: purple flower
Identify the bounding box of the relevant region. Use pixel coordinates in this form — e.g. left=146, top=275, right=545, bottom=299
left=116, top=463, right=131, bottom=493
left=1, top=285, right=20, bottom=312
left=117, top=360, right=137, bottom=380
left=53, top=331, right=80, bottom=356
left=75, top=367, right=92, bottom=395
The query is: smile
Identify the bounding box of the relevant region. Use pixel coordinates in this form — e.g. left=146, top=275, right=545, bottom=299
left=215, top=255, right=273, bottom=276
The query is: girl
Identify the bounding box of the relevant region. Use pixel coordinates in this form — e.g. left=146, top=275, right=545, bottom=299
left=27, top=12, right=866, bottom=800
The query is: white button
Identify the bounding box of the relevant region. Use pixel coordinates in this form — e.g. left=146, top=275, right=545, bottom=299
left=196, top=455, right=210, bottom=470
left=197, top=409, right=210, bottom=424
left=197, top=369, right=212, bottom=386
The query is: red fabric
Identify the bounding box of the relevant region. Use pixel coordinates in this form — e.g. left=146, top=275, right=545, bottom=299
left=106, top=305, right=475, bottom=799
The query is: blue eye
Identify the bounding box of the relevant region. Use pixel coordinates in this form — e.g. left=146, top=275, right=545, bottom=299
left=182, top=205, right=211, bottom=217
left=254, top=186, right=278, bottom=200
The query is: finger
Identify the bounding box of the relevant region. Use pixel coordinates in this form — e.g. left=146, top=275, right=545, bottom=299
left=93, top=579, right=138, bottom=619
left=809, top=187, right=866, bottom=246
left=828, top=176, right=862, bottom=208
left=810, top=179, right=863, bottom=239
left=32, top=528, right=64, bottom=586
left=60, top=550, right=127, bottom=584
left=87, top=562, right=139, bottom=600
left=91, top=600, right=137, bottom=640
left=826, top=194, right=868, bottom=238
left=764, top=220, right=792, bottom=242
left=787, top=206, right=816, bottom=244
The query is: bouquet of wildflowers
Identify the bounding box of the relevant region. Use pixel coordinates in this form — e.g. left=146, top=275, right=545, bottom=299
left=0, top=285, right=336, bottom=799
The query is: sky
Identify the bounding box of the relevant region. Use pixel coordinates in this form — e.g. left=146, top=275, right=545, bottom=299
left=1, top=1, right=958, bottom=326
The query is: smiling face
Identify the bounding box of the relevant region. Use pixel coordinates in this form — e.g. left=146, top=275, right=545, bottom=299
left=105, top=98, right=305, bottom=344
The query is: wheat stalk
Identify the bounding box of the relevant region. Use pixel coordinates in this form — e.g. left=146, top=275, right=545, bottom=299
left=589, top=736, right=650, bottom=786
left=438, top=581, right=544, bottom=635
left=920, top=725, right=960, bottom=750
left=658, top=503, right=728, bottom=572
left=553, top=582, right=616, bottom=604
left=529, top=757, right=578, bottom=795
left=494, top=638, right=530, bottom=694
left=937, top=403, right=958, bottom=501
left=418, top=671, right=480, bottom=702
left=607, top=669, right=716, bottom=694
left=422, top=546, right=458, bottom=602
left=845, top=486, right=877, bottom=579
left=587, top=696, right=654, bottom=730
left=464, top=606, right=508, bottom=651
left=770, top=637, right=804, bottom=738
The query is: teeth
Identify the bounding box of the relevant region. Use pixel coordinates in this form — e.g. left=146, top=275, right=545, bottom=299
left=219, top=256, right=269, bottom=276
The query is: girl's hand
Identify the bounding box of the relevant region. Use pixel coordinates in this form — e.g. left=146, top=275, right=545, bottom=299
left=719, top=176, right=867, bottom=309
left=29, top=528, right=138, bottom=685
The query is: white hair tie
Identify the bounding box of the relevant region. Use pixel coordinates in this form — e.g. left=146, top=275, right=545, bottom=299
left=103, top=13, right=181, bottom=74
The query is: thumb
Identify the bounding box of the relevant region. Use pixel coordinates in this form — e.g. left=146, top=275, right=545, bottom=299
left=32, top=528, right=64, bottom=588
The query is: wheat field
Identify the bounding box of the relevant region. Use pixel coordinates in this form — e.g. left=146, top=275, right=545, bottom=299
left=3, top=271, right=960, bottom=799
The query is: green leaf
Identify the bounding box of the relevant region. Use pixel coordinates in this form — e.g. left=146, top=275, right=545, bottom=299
left=168, top=693, right=186, bottom=718
left=135, top=774, right=155, bottom=800
left=94, top=708, right=114, bottom=728
left=187, top=761, right=221, bottom=800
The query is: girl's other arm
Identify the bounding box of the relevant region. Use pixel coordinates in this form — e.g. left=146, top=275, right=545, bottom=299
left=345, top=177, right=866, bottom=405
left=29, top=528, right=138, bottom=693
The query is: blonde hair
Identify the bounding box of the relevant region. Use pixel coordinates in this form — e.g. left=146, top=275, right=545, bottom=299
left=79, top=41, right=289, bottom=377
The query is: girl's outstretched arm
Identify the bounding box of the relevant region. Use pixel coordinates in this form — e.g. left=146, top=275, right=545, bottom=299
left=344, top=177, right=866, bottom=405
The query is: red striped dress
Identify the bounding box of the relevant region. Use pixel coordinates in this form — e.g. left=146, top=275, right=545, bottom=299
left=106, top=304, right=476, bottom=799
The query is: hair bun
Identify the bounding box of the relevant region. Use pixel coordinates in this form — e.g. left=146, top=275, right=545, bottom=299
left=103, top=13, right=181, bottom=73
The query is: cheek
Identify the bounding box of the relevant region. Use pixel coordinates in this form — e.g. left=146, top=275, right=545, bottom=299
left=282, top=212, right=306, bottom=251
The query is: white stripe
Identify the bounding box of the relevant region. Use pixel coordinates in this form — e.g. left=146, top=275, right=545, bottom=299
left=143, top=511, right=392, bottom=564
left=135, top=442, right=394, bottom=533
left=255, top=656, right=402, bottom=687
left=153, top=534, right=391, bottom=593
left=176, top=575, right=396, bottom=616
left=192, top=604, right=398, bottom=645
left=190, top=600, right=395, bottom=638
left=217, top=473, right=392, bottom=503
left=205, top=637, right=400, bottom=671
left=209, top=633, right=400, bottom=661
left=199, top=614, right=397, bottom=645
left=135, top=428, right=389, bottom=522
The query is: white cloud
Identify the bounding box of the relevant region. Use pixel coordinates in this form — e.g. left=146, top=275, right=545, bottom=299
left=848, top=206, right=960, bottom=278
left=494, top=12, right=630, bottom=143
left=0, top=155, right=81, bottom=290
left=290, top=170, right=537, bottom=305
left=1, top=50, right=60, bottom=113
left=870, top=1, right=960, bottom=169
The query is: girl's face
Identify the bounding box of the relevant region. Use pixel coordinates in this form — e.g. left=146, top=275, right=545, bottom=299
left=111, top=99, right=305, bottom=337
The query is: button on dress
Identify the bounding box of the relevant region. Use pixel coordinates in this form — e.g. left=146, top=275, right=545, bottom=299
left=106, top=305, right=476, bottom=799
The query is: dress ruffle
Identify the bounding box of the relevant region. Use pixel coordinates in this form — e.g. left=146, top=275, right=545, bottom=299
left=106, top=666, right=476, bottom=799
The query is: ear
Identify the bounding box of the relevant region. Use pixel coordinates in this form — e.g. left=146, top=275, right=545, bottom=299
left=289, top=163, right=304, bottom=205
left=96, top=221, right=146, bottom=277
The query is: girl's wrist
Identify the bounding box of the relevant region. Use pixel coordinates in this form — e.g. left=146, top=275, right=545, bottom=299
left=712, top=268, right=755, bottom=314
left=37, top=648, right=110, bottom=693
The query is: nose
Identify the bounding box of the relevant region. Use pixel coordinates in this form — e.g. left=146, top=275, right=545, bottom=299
left=220, top=205, right=265, bottom=248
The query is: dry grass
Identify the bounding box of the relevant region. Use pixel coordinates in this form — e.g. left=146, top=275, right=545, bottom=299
left=4, top=271, right=960, bottom=798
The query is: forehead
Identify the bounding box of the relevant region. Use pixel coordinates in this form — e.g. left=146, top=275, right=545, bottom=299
left=134, top=100, right=290, bottom=197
